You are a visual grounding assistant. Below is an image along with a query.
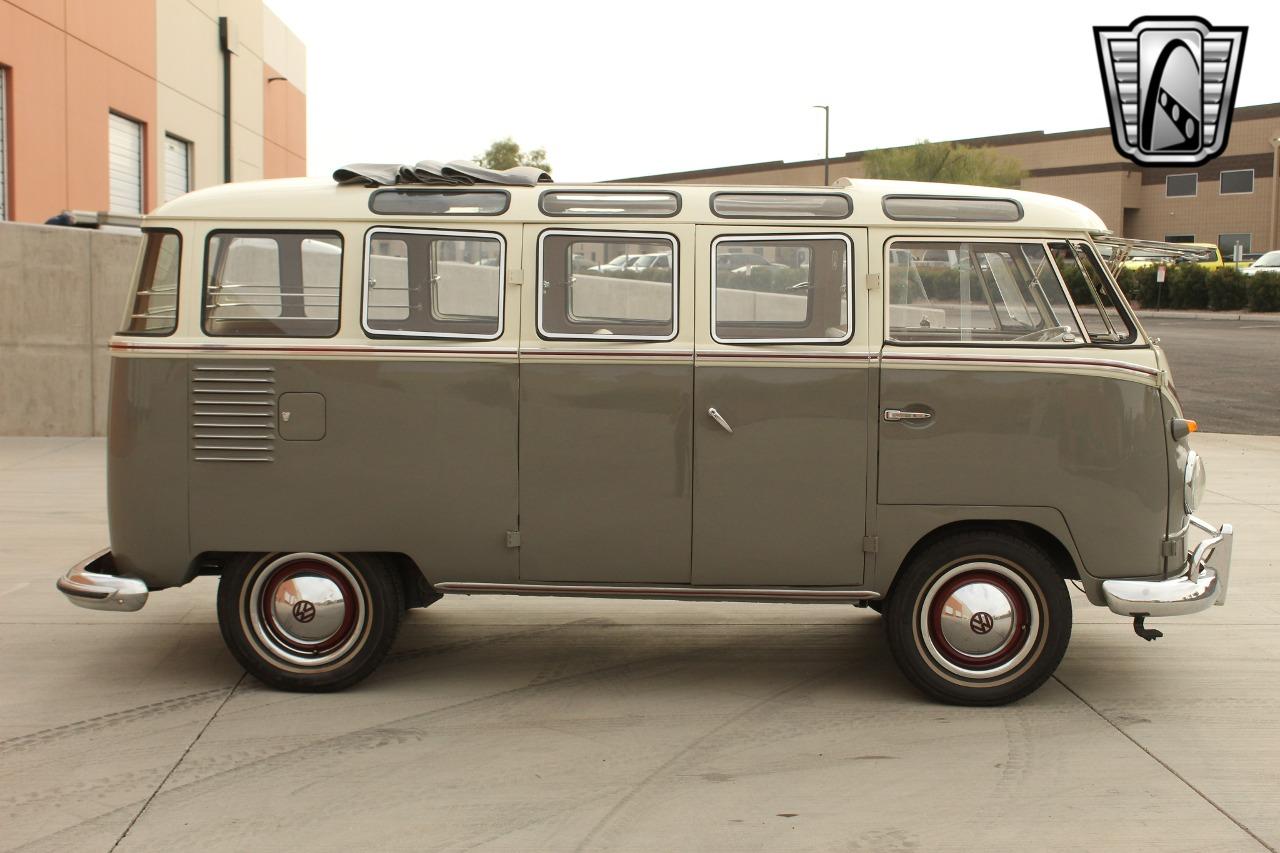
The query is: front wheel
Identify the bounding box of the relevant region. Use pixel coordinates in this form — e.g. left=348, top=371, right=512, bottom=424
left=217, top=552, right=403, bottom=691
left=884, top=531, right=1071, bottom=706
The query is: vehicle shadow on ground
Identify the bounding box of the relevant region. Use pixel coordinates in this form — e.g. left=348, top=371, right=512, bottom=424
left=366, top=612, right=928, bottom=705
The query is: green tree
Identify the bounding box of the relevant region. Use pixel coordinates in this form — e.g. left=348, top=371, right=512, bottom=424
left=474, top=137, right=552, bottom=174
left=863, top=140, right=1024, bottom=187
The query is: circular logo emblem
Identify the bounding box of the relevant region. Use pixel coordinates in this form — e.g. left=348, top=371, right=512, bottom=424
left=292, top=600, right=316, bottom=623
left=970, top=612, right=994, bottom=634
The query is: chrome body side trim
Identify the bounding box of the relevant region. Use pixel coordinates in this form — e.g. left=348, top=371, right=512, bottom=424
left=56, top=549, right=150, bottom=612
left=434, top=581, right=880, bottom=602
left=1102, top=515, right=1233, bottom=617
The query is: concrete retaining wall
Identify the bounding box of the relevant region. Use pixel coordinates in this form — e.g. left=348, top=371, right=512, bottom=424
left=0, top=221, right=141, bottom=436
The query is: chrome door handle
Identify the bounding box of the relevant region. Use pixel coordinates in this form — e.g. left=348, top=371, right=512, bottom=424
left=884, top=409, right=932, bottom=422
left=707, top=407, right=734, bottom=434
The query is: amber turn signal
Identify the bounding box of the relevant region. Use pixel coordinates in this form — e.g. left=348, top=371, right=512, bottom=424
left=1171, top=418, right=1198, bottom=440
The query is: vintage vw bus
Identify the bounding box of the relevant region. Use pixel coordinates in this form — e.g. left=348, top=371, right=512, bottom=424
left=55, top=170, right=1233, bottom=705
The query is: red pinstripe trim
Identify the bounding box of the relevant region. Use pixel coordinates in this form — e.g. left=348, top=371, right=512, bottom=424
left=110, top=342, right=1157, bottom=376
left=111, top=342, right=515, bottom=356
left=881, top=353, right=1159, bottom=377
left=697, top=351, right=875, bottom=362
left=520, top=349, right=691, bottom=358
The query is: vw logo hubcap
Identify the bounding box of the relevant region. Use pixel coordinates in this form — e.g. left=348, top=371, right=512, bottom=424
left=970, top=611, right=994, bottom=634
left=292, top=600, right=317, bottom=623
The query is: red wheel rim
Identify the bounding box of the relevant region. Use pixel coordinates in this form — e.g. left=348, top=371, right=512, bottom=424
left=257, top=558, right=359, bottom=656
left=926, top=569, right=1031, bottom=671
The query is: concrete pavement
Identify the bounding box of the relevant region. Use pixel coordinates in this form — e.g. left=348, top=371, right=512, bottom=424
left=1142, top=316, right=1280, bottom=436
left=1, top=435, right=1277, bottom=852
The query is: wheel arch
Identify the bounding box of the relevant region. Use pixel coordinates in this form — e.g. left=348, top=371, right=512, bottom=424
left=874, top=507, right=1089, bottom=605
left=194, top=550, right=438, bottom=609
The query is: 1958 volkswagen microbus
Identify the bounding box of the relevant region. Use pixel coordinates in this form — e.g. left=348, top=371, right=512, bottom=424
left=56, top=172, right=1234, bottom=705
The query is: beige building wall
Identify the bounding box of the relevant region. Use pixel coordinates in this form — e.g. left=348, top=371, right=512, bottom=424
left=154, top=0, right=307, bottom=192
left=155, top=0, right=225, bottom=195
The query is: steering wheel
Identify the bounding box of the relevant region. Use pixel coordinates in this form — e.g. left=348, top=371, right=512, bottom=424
left=1010, top=325, right=1072, bottom=343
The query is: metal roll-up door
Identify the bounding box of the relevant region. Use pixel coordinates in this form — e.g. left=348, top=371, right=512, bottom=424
left=109, top=113, right=144, bottom=214
left=164, top=134, right=190, bottom=202
left=0, top=69, right=8, bottom=220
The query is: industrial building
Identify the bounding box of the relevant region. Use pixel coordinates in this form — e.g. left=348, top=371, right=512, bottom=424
left=0, top=0, right=306, bottom=223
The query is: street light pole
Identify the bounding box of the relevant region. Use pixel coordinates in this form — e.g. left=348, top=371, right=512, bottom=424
left=1270, top=136, right=1280, bottom=251
left=812, top=105, right=830, bottom=186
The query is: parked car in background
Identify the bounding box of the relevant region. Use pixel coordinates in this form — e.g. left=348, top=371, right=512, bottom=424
left=1190, top=243, right=1226, bottom=268
left=715, top=251, right=781, bottom=274
left=628, top=252, right=673, bottom=275
left=1242, top=250, right=1280, bottom=276
left=588, top=254, right=641, bottom=274
left=1121, top=242, right=1224, bottom=271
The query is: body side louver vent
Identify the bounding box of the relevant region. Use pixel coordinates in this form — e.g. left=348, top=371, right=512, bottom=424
left=190, top=364, right=276, bottom=463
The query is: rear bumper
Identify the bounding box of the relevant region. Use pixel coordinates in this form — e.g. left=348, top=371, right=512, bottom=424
left=55, top=549, right=149, bottom=612
left=1102, top=515, right=1233, bottom=618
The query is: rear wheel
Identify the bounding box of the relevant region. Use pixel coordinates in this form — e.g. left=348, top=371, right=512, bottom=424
left=884, top=531, right=1071, bottom=706
left=217, top=552, right=403, bottom=691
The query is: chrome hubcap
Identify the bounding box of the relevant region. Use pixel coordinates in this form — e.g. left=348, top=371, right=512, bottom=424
left=246, top=553, right=367, bottom=667
left=937, top=580, right=1017, bottom=658
left=919, top=562, right=1039, bottom=679
left=269, top=574, right=348, bottom=645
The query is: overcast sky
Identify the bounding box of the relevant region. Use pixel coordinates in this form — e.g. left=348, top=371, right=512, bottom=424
left=264, top=0, right=1279, bottom=182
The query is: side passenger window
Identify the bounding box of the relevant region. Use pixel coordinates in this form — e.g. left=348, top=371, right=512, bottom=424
left=712, top=235, right=851, bottom=343
left=887, top=241, right=1083, bottom=344
left=204, top=232, right=341, bottom=337
left=538, top=231, right=676, bottom=340
left=364, top=229, right=504, bottom=339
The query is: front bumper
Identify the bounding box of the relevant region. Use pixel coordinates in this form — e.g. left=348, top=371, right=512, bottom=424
left=56, top=549, right=149, bottom=612
left=1102, top=516, right=1233, bottom=618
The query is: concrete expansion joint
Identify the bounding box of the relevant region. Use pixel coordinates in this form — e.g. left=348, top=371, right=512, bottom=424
left=1052, top=675, right=1275, bottom=852
left=107, top=671, right=248, bottom=851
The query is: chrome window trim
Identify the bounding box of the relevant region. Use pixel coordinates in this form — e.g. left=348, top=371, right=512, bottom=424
left=201, top=228, right=344, bottom=339
left=709, top=190, right=853, bottom=220
left=360, top=226, right=507, bottom=341
left=709, top=232, right=854, bottom=346
left=881, top=194, right=1023, bottom=223
left=536, top=228, right=679, bottom=342
left=538, top=190, right=682, bottom=218
left=1070, top=239, right=1143, bottom=346
left=120, top=228, right=182, bottom=337
left=368, top=188, right=511, bottom=216
left=883, top=236, right=1090, bottom=348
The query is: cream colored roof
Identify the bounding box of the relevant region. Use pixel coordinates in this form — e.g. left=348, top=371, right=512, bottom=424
left=149, top=176, right=1107, bottom=233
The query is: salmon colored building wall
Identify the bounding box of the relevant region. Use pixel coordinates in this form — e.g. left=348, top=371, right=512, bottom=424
left=0, top=0, right=307, bottom=223
left=0, top=0, right=70, bottom=221
left=263, top=62, right=305, bottom=179
left=64, top=0, right=157, bottom=214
